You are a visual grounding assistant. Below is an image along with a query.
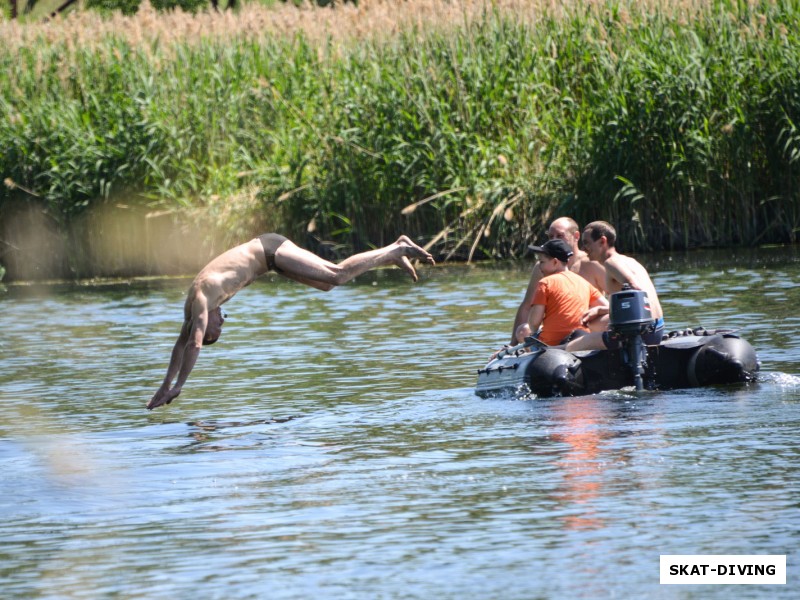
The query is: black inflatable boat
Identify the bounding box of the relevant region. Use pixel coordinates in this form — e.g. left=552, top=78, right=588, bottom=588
left=476, top=288, right=759, bottom=398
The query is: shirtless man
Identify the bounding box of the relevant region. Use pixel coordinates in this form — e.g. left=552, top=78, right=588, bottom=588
left=148, top=233, right=435, bottom=409
left=564, top=221, right=664, bottom=352
left=510, top=217, right=605, bottom=344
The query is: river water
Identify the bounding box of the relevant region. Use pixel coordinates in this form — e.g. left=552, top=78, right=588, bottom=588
left=1, top=248, right=798, bottom=599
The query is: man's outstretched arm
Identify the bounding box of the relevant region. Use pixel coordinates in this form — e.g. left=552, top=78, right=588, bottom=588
left=148, top=299, right=208, bottom=409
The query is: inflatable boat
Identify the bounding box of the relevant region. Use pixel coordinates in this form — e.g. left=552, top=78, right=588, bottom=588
left=476, top=288, right=759, bottom=398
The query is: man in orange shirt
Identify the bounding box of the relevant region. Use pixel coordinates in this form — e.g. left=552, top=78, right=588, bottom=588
left=526, top=239, right=608, bottom=346
left=510, top=217, right=605, bottom=344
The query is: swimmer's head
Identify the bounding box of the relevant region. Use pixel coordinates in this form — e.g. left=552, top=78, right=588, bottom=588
left=203, top=307, right=226, bottom=346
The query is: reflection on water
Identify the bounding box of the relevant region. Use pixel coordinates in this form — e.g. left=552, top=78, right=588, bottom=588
left=0, top=248, right=799, bottom=598
left=550, top=397, right=612, bottom=531
left=180, top=416, right=304, bottom=453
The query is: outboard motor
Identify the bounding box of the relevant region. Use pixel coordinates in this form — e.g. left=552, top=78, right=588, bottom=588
left=609, top=285, right=653, bottom=390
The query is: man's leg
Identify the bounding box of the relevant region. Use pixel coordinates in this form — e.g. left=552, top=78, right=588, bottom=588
left=274, top=236, right=433, bottom=289
left=564, top=331, right=607, bottom=352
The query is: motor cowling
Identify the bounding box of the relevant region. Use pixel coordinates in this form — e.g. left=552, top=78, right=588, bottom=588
left=609, top=287, right=653, bottom=336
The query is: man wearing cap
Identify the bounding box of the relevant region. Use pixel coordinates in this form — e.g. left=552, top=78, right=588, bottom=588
left=510, top=217, right=605, bottom=344
left=525, top=238, right=609, bottom=346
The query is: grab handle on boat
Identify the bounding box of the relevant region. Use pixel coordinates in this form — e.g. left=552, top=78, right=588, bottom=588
left=495, top=336, right=549, bottom=359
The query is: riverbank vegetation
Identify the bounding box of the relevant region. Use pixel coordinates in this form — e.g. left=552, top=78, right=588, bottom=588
left=2, top=0, right=799, bottom=280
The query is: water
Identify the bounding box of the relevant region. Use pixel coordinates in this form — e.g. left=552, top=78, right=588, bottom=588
left=1, top=248, right=799, bottom=599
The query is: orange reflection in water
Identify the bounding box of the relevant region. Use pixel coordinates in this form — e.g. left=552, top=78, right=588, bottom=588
left=550, top=397, right=610, bottom=531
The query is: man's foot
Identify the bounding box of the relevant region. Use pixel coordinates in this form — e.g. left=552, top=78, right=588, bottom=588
left=393, top=235, right=435, bottom=280
left=396, top=235, right=435, bottom=264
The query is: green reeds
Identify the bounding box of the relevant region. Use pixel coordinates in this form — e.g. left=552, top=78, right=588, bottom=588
left=1, top=0, right=800, bottom=279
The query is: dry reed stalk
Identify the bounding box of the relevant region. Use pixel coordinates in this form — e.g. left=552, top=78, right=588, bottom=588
left=1, top=0, right=716, bottom=57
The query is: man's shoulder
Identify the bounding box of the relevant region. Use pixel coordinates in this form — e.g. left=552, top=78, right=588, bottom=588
left=609, top=252, right=649, bottom=278
left=575, top=255, right=604, bottom=272
left=562, top=268, right=594, bottom=287
left=606, top=251, right=636, bottom=266
left=535, top=271, right=561, bottom=292
left=560, top=268, right=581, bottom=279
left=544, top=269, right=584, bottom=288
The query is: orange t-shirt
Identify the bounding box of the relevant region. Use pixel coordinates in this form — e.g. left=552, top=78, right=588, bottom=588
left=531, top=270, right=603, bottom=345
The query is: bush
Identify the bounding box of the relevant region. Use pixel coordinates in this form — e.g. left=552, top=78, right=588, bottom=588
left=84, top=0, right=142, bottom=15
left=84, top=0, right=212, bottom=15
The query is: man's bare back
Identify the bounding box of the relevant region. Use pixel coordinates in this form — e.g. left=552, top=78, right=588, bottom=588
left=186, top=237, right=269, bottom=315
left=573, top=253, right=605, bottom=291
left=603, top=253, right=663, bottom=319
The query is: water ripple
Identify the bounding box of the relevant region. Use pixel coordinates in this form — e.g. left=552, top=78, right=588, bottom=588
left=1, top=257, right=799, bottom=598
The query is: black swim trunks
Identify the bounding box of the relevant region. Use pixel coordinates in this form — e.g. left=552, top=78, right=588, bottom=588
left=259, top=233, right=288, bottom=273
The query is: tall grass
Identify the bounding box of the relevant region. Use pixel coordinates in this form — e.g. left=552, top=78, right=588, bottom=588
left=1, top=0, right=800, bottom=279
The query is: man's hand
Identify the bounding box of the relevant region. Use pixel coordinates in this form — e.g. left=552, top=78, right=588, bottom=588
left=490, top=346, right=509, bottom=360
left=581, top=305, right=608, bottom=327
left=147, top=386, right=181, bottom=410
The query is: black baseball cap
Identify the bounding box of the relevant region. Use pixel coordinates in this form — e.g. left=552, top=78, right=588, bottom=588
left=529, top=238, right=574, bottom=263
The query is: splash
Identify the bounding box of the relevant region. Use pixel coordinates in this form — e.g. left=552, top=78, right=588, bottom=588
left=758, top=371, right=800, bottom=387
